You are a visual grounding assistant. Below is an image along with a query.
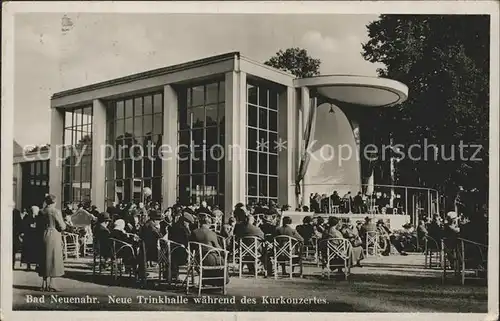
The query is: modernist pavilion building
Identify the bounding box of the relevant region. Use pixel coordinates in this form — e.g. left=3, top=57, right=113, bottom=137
left=49, top=52, right=409, bottom=214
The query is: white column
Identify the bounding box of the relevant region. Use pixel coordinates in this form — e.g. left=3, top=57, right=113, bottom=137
left=224, top=71, right=246, bottom=213
left=92, top=99, right=106, bottom=209
left=49, top=108, right=64, bottom=205
left=162, top=85, right=178, bottom=209
left=278, top=86, right=296, bottom=208
left=300, top=87, right=311, bottom=207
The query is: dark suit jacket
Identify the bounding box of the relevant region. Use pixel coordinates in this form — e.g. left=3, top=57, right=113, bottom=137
left=140, top=220, right=162, bottom=261
left=169, top=222, right=191, bottom=246
left=234, top=222, right=264, bottom=239
left=190, top=225, right=221, bottom=248
left=93, top=223, right=111, bottom=257
left=296, top=224, right=315, bottom=243
left=275, top=225, right=304, bottom=242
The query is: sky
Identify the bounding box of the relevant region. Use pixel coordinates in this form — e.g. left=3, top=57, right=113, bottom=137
left=14, top=13, right=384, bottom=146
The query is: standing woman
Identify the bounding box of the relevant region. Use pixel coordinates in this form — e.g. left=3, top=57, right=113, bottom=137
left=21, top=206, right=42, bottom=271
left=38, top=194, right=66, bottom=291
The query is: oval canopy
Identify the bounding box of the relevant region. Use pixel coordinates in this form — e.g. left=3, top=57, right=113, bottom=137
left=295, top=75, right=409, bottom=107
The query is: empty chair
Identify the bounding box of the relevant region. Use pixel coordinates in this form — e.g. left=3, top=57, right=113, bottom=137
left=62, top=232, right=80, bottom=260
left=424, top=235, right=442, bottom=268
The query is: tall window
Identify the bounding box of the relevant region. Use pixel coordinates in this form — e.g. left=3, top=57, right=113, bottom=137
left=62, top=106, right=93, bottom=205
left=22, top=160, right=49, bottom=209
left=105, top=93, right=164, bottom=207
left=178, top=81, right=225, bottom=208
left=246, top=81, right=279, bottom=205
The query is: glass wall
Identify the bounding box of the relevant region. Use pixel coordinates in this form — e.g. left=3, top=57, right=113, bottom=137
left=105, top=93, right=164, bottom=206
left=246, top=81, right=279, bottom=205
left=177, top=81, right=225, bottom=207
left=62, top=106, right=93, bottom=205
left=22, top=160, right=49, bottom=209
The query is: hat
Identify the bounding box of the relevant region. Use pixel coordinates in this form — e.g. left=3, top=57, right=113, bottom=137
left=446, top=211, right=458, bottom=219
left=98, top=212, right=112, bottom=222
left=149, top=210, right=162, bottom=220
left=44, top=194, right=56, bottom=204
left=377, top=219, right=385, bottom=224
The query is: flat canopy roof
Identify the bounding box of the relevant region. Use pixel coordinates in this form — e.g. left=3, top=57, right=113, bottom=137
left=295, top=75, right=409, bottom=107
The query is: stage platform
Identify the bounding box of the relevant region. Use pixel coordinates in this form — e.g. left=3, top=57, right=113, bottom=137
left=282, top=211, right=411, bottom=230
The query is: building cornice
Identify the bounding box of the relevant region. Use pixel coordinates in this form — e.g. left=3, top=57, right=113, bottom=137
left=51, top=52, right=240, bottom=100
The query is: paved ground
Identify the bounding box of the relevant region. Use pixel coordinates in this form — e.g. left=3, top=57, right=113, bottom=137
left=12, top=253, right=487, bottom=312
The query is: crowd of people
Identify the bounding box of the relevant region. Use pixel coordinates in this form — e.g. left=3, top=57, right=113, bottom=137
left=13, top=196, right=415, bottom=289
left=309, top=191, right=404, bottom=214
left=13, top=193, right=487, bottom=291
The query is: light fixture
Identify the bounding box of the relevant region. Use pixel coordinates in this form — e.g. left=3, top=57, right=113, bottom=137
left=329, top=104, right=335, bottom=114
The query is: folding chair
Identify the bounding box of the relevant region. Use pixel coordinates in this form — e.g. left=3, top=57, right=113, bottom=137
left=158, top=239, right=188, bottom=284
left=365, top=231, right=380, bottom=256
left=456, top=238, right=487, bottom=285
left=272, top=235, right=303, bottom=279
left=62, top=232, right=80, bottom=260
left=186, top=242, right=229, bottom=296
left=213, top=215, right=223, bottom=233
left=82, top=232, right=94, bottom=257
left=319, top=238, right=352, bottom=280
left=303, top=236, right=319, bottom=266
left=424, top=235, right=442, bottom=268
left=238, top=236, right=266, bottom=278
left=109, top=238, right=138, bottom=282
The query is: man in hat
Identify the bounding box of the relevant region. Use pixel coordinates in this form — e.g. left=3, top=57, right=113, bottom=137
left=139, top=210, right=163, bottom=264
left=93, top=212, right=113, bottom=259
left=167, top=213, right=194, bottom=281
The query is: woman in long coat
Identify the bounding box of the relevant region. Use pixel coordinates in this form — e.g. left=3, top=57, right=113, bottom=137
left=21, top=206, right=42, bottom=270
left=37, top=194, right=66, bottom=291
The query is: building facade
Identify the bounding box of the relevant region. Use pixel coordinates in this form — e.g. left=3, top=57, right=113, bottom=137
left=50, top=52, right=408, bottom=212
left=13, top=143, right=50, bottom=210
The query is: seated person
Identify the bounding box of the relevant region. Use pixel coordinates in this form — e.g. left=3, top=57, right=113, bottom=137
left=274, top=216, right=304, bottom=275
left=321, top=216, right=364, bottom=270
left=359, top=217, right=377, bottom=245
left=93, top=212, right=113, bottom=260
left=234, top=213, right=266, bottom=275
left=260, top=215, right=278, bottom=239
left=296, top=216, right=315, bottom=245
left=110, top=219, right=138, bottom=267
left=340, top=220, right=363, bottom=250
left=139, top=210, right=163, bottom=264
left=167, top=214, right=194, bottom=280
left=196, top=201, right=213, bottom=217
left=416, top=219, right=429, bottom=246
left=377, top=220, right=408, bottom=256
left=190, top=216, right=229, bottom=285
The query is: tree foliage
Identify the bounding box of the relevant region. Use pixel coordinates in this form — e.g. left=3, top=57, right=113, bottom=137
left=361, top=15, right=489, bottom=207
left=264, top=47, right=321, bottom=78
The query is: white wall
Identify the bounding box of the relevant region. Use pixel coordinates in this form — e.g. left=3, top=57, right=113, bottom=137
left=305, top=103, right=362, bottom=197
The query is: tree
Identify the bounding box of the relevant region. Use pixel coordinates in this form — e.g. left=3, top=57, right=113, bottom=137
left=361, top=15, right=489, bottom=210
left=264, top=48, right=321, bottom=78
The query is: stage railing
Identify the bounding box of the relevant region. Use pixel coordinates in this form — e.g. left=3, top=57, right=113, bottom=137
left=294, top=183, right=439, bottom=225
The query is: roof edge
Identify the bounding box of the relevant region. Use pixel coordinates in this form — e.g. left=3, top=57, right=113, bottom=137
left=51, top=52, right=240, bottom=100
